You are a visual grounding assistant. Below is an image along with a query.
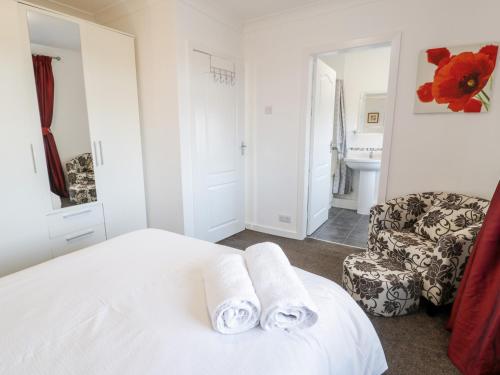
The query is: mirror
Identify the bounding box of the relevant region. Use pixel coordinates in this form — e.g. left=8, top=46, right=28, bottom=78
left=358, top=92, right=387, bottom=134
left=27, top=11, right=96, bottom=210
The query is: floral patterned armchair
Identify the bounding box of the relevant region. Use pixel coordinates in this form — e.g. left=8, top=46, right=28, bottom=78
left=368, top=192, right=489, bottom=306
left=66, top=153, right=97, bottom=204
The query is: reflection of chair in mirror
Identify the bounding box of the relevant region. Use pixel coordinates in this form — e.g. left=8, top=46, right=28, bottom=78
left=66, top=153, right=97, bottom=204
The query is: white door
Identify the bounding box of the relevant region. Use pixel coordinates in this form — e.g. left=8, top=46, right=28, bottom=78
left=0, top=2, right=53, bottom=276
left=307, top=59, right=336, bottom=235
left=80, top=23, right=147, bottom=238
left=191, top=51, right=244, bottom=242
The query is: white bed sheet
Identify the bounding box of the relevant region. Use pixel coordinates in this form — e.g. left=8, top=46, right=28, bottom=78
left=0, top=229, right=387, bottom=375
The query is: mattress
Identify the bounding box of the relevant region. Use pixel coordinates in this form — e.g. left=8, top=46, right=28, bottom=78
left=0, top=229, right=387, bottom=375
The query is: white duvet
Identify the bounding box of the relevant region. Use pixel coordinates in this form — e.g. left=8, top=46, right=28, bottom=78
left=0, top=229, right=387, bottom=375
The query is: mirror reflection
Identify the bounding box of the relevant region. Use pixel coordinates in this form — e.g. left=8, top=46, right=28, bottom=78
left=358, top=92, right=387, bottom=134
left=27, top=11, right=96, bottom=209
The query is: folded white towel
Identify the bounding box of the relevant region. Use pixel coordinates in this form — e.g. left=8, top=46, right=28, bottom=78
left=244, top=242, right=318, bottom=331
left=203, top=254, right=261, bottom=334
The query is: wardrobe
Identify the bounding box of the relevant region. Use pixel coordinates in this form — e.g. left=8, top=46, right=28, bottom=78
left=0, top=0, right=147, bottom=277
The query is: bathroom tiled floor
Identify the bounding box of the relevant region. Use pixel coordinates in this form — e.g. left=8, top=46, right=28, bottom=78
left=309, top=207, right=369, bottom=248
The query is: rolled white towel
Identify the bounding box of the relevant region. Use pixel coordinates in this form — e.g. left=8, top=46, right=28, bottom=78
left=244, top=242, right=318, bottom=331
left=203, top=254, right=261, bottom=334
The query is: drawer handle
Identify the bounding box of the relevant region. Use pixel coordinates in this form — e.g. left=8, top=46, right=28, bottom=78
left=63, top=209, right=92, bottom=219
left=66, top=230, right=95, bottom=242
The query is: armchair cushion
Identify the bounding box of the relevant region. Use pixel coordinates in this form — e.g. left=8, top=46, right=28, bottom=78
left=67, top=171, right=95, bottom=186
left=414, top=206, right=484, bottom=242
left=376, top=229, right=435, bottom=271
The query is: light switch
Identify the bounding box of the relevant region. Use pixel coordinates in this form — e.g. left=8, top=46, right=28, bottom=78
left=264, top=106, right=273, bottom=115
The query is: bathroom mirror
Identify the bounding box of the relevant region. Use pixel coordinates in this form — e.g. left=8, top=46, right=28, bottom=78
left=358, top=92, right=387, bottom=134
left=27, top=11, right=97, bottom=210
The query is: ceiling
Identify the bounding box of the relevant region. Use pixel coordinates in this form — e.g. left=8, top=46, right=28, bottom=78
left=43, top=0, right=119, bottom=14
left=47, top=0, right=348, bottom=21
left=205, top=0, right=327, bottom=20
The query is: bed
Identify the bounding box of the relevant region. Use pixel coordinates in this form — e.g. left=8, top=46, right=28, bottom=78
left=0, top=229, right=387, bottom=375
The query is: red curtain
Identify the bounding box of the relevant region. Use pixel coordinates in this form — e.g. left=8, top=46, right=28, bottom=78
left=447, top=181, right=500, bottom=375
left=32, top=55, right=68, bottom=198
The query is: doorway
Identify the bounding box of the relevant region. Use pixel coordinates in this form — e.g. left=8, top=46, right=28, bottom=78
left=306, top=40, right=397, bottom=248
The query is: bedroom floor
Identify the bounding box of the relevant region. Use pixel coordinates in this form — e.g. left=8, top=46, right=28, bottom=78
left=219, top=230, right=460, bottom=375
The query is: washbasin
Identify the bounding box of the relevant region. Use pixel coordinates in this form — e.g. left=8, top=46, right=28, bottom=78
left=345, top=158, right=381, bottom=171
left=344, top=157, right=381, bottom=215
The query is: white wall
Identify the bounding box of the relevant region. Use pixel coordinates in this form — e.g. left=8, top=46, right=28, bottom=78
left=244, top=0, right=500, bottom=238
left=31, top=43, right=91, bottom=176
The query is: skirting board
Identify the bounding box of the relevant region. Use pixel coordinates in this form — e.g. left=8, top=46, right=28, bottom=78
left=332, top=198, right=357, bottom=210
left=245, top=223, right=305, bottom=240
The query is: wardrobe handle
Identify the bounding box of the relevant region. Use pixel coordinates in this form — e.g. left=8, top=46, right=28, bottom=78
left=93, top=141, right=99, bottom=167
left=98, top=141, right=104, bottom=166
left=62, top=209, right=92, bottom=219
left=30, top=144, right=37, bottom=174
left=65, top=229, right=95, bottom=242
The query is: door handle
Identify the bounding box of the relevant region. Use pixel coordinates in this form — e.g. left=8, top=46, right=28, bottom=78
left=30, top=144, right=37, bottom=173
left=241, top=141, right=247, bottom=156
left=98, top=141, right=104, bottom=166
left=93, top=141, right=99, bottom=167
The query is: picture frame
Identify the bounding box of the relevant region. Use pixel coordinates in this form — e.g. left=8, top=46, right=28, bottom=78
left=415, top=43, right=498, bottom=113
left=367, top=112, right=380, bottom=124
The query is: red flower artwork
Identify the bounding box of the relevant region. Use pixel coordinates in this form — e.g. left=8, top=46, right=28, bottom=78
left=416, top=45, right=498, bottom=112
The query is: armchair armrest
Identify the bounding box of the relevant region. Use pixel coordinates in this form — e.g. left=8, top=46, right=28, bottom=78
left=425, top=223, right=483, bottom=305
left=368, top=193, right=435, bottom=251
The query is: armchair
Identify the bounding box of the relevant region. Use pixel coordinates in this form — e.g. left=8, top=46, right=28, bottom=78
left=66, top=153, right=97, bottom=204
left=368, top=192, right=489, bottom=306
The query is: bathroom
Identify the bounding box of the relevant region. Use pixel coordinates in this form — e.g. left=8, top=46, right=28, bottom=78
left=307, top=43, right=392, bottom=248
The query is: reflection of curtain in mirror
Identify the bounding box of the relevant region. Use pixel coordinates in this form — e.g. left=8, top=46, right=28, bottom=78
left=32, top=55, right=68, bottom=198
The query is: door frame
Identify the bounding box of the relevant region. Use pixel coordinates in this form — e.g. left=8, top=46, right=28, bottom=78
left=300, top=32, right=402, bottom=239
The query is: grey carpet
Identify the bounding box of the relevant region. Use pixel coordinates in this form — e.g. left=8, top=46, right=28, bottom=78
left=219, top=230, right=460, bottom=375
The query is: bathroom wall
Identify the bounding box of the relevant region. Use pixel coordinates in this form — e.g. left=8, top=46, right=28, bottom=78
left=323, top=45, right=391, bottom=151
left=321, top=46, right=391, bottom=208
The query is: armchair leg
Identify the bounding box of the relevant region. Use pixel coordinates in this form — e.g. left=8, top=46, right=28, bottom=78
left=422, top=299, right=451, bottom=316
left=426, top=303, right=439, bottom=317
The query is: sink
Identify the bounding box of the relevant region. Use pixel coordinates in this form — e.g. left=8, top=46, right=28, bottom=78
left=344, top=157, right=381, bottom=215
left=345, top=158, right=381, bottom=171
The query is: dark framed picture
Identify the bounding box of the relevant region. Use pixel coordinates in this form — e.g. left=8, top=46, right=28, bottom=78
left=367, top=112, right=379, bottom=124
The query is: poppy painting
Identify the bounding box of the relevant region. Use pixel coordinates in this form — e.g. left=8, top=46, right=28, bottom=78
left=415, top=43, right=498, bottom=113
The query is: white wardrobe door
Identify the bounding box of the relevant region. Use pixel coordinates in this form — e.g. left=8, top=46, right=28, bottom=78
left=0, top=2, right=52, bottom=276
left=80, top=23, right=147, bottom=238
